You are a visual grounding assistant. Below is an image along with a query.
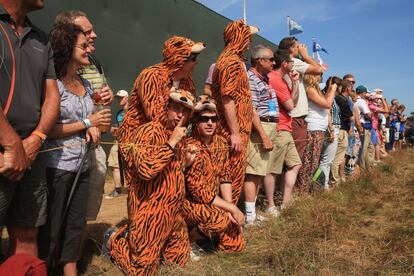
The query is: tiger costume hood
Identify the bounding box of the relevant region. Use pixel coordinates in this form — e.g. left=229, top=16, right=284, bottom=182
left=223, top=19, right=259, bottom=57
left=162, top=36, right=205, bottom=72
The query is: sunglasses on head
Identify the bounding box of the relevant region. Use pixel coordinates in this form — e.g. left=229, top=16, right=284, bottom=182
left=187, top=53, right=199, bottom=62
left=197, top=115, right=218, bottom=123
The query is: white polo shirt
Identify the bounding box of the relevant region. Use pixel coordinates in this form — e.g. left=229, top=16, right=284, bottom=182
left=355, top=96, right=370, bottom=124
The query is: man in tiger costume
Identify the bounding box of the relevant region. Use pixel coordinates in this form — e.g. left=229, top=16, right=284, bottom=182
left=211, top=20, right=259, bottom=205
left=107, top=88, right=195, bottom=275
left=118, top=36, right=205, bottom=186
left=183, top=96, right=245, bottom=253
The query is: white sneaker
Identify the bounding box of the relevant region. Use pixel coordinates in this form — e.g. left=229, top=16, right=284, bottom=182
left=266, top=206, right=280, bottom=218
left=256, top=214, right=269, bottom=222
left=245, top=214, right=267, bottom=227
left=190, top=242, right=205, bottom=261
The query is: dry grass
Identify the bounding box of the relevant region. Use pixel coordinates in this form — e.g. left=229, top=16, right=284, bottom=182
left=81, top=149, right=414, bottom=275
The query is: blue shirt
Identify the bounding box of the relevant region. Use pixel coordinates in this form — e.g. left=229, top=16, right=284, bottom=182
left=45, top=78, right=94, bottom=172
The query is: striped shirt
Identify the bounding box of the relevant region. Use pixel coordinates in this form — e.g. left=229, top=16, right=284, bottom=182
left=78, top=55, right=107, bottom=89
left=248, top=68, right=279, bottom=118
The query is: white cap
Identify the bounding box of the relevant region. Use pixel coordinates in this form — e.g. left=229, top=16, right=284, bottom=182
left=373, top=88, right=383, bottom=94
left=116, top=90, right=129, bottom=97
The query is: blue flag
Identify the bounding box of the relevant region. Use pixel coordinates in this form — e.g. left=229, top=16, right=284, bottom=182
left=312, top=39, right=329, bottom=70
left=288, top=17, right=303, bottom=35
left=312, top=41, right=328, bottom=54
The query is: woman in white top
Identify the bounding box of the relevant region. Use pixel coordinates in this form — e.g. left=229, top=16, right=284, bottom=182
left=297, top=74, right=337, bottom=192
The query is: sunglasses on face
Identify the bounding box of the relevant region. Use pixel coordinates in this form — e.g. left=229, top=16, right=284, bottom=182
left=259, top=57, right=275, bottom=62
left=75, top=43, right=88, bottom=50
left=285, top=59, right=294, bottom=64
left=197, top=115, right=218, bottom=123
left=187, top=53, right=199, bottom=62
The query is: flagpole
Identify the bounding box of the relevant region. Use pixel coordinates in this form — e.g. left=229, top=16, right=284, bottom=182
left=287, top=15, right=290, bottom=36
left=312, top=36, right=316, bottom=59
left=243, top=0, right=247, bottom=24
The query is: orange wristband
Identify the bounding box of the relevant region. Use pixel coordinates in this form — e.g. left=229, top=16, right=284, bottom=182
left=31, top=130, right=47, bottom=142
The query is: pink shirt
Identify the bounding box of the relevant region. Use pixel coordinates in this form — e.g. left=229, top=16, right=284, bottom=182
left=368, top=102, right=379, bottom=130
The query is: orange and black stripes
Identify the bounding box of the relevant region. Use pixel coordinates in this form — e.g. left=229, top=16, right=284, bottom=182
left=110, top=122, right=189, bottom=275
left=183, top=135, right=245, bottom=252
left=118, top=36, right=197, bottom=187
left=211, top=20, right=254, bottom=204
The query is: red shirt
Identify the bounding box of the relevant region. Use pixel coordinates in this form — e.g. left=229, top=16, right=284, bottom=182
left=268, top=71, right=292, bottom=132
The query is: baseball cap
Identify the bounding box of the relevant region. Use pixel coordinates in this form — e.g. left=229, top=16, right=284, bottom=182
left=373, top=88, right=383, bottom=94
left=116, top=90, right=129, bottom=97
left=355, top=85, right=368, bottom=94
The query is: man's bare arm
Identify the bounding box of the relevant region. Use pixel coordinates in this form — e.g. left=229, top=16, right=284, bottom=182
left=22, top=79, right=60, bottom=164
left=0, top=108, right=28, bottom=181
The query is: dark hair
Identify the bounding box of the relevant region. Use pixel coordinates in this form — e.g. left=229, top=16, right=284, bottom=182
left=54, top=10, right=87, bottom=26
left=273, top=49, right=290, bottom=69
left=278, top=37, right=297, bottom=50
left=340, top=79, right=352, bottom=94
left=50, top=23, right=84, bottom=78
left=323, top=76, right=342, bottom=93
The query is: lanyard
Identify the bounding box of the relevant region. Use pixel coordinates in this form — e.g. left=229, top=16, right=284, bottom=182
left=0, top=22, right=16, bottom=116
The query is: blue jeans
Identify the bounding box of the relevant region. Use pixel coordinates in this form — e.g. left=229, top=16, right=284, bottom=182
left=387, top=128, right=396, bottom=151
left=346, top=134, right=356, bottom=157
left=318, top=126, right=340, bottom=187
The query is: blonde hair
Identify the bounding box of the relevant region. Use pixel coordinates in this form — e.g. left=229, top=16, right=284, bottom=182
left=303, top=74, right=322, bottom=93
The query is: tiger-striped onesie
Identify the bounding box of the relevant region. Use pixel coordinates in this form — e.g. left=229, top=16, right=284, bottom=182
left=183, top=134, right=245, bottom=252
left=111, top=36, right=201, bottom=273
left=118, top=36, right=201, bottom=187
left=211, top=20, right=255, bottom=205
left=110, top=121, right=190, bottom=275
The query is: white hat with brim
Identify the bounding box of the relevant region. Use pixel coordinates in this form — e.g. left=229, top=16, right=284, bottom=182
left=116, top=90, right=129, bottom=97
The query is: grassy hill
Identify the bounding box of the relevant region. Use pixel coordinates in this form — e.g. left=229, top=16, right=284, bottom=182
left=85, top=149, right=414, bottom=275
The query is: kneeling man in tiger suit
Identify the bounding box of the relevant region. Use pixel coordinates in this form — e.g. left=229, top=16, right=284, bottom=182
left=107, top=89, right=195, bottom=275
left=183, top=96, right=245, bottom=252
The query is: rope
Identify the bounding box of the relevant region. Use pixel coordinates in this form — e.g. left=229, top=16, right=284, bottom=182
left=38, top=134, right=335, bottom=154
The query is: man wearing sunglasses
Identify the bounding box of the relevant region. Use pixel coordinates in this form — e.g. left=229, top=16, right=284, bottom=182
left=268, top=49, right=302, bottom=209
left=244, top=45, right=280, bottom=224
left=183, top=95, right=245, bottom=255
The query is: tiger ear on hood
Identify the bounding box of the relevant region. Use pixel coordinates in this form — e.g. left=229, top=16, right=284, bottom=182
left=223, top=19, right=259, bottom=55
left=162, top=36, right=205, bottom=71
left=249, top=25, right=259, bottom=35
left=191, top=43, right=206, bottom=54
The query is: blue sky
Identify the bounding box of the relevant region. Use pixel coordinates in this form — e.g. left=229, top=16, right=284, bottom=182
left=195, top=0, right=414, bottom=114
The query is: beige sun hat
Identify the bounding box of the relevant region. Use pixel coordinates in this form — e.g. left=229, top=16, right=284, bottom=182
left=194, top=95, right=217, bottom=113
left=169, top=87, right=195, bottom=110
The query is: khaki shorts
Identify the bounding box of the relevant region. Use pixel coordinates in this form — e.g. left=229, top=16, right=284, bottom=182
left=269, top=130, right=302, bottom=174
left=246, top=122, right=278, bottom=176
left=107, top=144, right=119, bottom=168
